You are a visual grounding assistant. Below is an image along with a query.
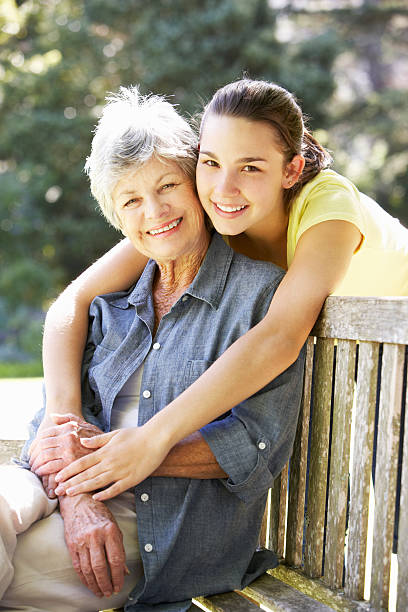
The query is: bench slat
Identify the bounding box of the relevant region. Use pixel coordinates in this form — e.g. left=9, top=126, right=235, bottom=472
left=268, top=465, right=288, bottom=557
left=305, top=338, right=335, bottom=578
left=195, top=590, right=260, bottom=611
left=311, top=296, right=408, bottom=344
left=370, top=343, right=405, bottom=609
left=324, top=339, right=356, bottom=589
left=242, top=572, right=335, bottom=611
left=345, top=341, right=379, bottom=600
left=286, top=337, right=314, bottom=567
left=397, top=360, right=408, bottom=610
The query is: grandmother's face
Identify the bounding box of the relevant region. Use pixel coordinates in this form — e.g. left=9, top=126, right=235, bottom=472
left=113, top=157, right=208, bottom=262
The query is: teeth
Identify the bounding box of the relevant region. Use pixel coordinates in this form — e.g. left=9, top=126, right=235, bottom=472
left=216, top=204, right=247, bottom=212
left=148, top=218, right=181, bottom=235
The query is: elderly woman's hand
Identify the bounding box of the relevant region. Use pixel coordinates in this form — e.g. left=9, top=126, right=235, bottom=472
left=60, top=492, right=128, bottom=598
left=54, top=425, right=172, bottom=500
left=29, top=414, right=104, bottom=483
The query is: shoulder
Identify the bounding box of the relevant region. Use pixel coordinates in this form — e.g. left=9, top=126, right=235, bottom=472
left=89, top=286, right=135, bottom=316
left=294, top=169, right=360, bottom=207
left=229, top=251, right=285, bottom=293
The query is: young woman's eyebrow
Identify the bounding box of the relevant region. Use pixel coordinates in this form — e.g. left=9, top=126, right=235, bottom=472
left=199, top=150, right=267, bottom=164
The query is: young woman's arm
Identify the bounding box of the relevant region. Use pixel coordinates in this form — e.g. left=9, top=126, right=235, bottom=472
left=53, top=219, right=362, bottom=495
left=42, top=238, right=148, bottom=422
left=135, top=220, right=362, bottom=442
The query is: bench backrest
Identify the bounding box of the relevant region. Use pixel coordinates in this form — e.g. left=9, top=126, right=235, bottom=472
left=260, top=296, right=408, bottom=610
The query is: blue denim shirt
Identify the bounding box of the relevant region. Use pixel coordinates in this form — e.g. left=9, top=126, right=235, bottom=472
left=24, top=233, right=305, bottom=611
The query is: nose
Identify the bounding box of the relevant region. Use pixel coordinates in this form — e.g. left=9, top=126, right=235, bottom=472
left=144, top=194, right=170, bottom=219
left=213, top=170, right=240, bottom=199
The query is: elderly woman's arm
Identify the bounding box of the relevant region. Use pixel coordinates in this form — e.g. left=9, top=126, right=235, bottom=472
left=42, top=239, right=147, bottom=423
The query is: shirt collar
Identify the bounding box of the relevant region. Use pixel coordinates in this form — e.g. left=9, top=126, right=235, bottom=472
left=125, top=232, right=233, bottom=310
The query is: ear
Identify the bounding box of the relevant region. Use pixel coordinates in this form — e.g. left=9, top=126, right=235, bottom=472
left=282, top=154, right=305, bottom=189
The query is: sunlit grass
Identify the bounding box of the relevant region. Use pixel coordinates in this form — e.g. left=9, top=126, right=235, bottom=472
left=0, top=361, right=43, bottom=378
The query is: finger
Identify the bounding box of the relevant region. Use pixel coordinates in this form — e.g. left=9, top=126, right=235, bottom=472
left=42, top=474, right=49, bottom=490
left=71, top=551, right=91, bottom=590
left=31, top=446, right=61, bottom=472
left=93, top=480, right=128, bottom=502
left=78, top=547, right=103, bottom=597
left=89, top=541, right=113, bottom=598
left=62, top=470, right=113, bottom=497
left=46, top=473, right=58, bottom=498
left=80, top=431, right=115, bottom=449
left=36, top=459, right=65, bottom=477
left=30, top=426, right=78, bottom=465
left=105, top=530, right=126, bottom=594
left=55, top=451, right=99, bottom=483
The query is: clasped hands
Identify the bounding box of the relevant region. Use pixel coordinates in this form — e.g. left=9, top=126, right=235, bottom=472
left=30, top=413, right=171, bottom=500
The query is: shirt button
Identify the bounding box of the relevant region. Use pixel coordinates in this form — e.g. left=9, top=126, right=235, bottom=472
left=142, top=390, right=151, bottom=399
left=141, top=493, right=149, bottom=502
left=258, top=441, right=266, bottom=450
left=152, top=342, right=161, bottom=350
left=182, top=295, right=188, bottom=302
left=144, top=543, right=153, bottom=552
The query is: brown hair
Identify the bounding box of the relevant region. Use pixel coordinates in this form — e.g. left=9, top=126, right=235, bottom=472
left=201, top=79, right=332, bottom=208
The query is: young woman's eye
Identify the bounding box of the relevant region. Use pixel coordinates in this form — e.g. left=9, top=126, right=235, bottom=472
left=243, top=164, right=260, bottom=173
left=202, top=159, right=219, bottom=168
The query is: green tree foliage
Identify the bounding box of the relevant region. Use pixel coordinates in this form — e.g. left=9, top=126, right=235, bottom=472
left=0, top=0, right=406, bottom=361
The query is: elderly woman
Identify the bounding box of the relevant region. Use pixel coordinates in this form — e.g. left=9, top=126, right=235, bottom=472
left=0, top=87, right=304, bottom=612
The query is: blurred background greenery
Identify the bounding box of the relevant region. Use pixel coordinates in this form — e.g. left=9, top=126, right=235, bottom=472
left=0, top=0, right=407, bottom=375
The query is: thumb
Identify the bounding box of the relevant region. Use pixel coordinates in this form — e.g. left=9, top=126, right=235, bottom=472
left=80, top=431, right=115, bottom=448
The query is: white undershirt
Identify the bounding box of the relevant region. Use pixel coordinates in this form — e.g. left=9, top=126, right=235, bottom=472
left=110, top=365, right=144, bottom=430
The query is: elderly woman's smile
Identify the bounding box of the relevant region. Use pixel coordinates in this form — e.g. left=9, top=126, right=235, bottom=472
left=112, top=157, right=210, bottom=268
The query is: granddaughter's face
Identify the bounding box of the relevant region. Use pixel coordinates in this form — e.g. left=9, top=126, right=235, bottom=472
left=112, top=157, right=208, bottom=264
left=197, top=114, right=291, bottom=236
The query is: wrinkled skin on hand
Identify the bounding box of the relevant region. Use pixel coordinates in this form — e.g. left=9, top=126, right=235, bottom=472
left=60, top=493, right=127, bottom=598
left=29, top=414, right=103, bottom=497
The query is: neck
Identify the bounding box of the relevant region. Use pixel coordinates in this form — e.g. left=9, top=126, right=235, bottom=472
left=152, top=231, right=210, bottom=329
left=230, top=209, right=289, bottom=269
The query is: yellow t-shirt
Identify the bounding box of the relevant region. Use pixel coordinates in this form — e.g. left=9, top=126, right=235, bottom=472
left=286, top=169, right=408, bottom=296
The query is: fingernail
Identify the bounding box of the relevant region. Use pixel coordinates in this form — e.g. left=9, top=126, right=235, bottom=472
left=54, top=487, right=63, bottom=495
left=125, top=565, right=130, bottom=575
left=48, top=489, right=54, bottom=498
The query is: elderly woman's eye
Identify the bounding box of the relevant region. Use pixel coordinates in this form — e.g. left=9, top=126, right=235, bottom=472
left=161, top=183, right=176, bottom=191
left=124, top=198, right=139, bottom=207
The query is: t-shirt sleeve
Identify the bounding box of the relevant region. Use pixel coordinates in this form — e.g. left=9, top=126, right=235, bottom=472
left=293, top=176, right=365, bottom=253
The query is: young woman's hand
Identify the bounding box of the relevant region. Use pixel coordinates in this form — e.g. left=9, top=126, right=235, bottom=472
left=54, top=425, right=172, bottom=501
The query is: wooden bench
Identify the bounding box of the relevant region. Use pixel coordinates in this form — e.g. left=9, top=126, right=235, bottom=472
left=1, top=296, right=407, bottom=611
left=192, top=296, right=408, bottom=612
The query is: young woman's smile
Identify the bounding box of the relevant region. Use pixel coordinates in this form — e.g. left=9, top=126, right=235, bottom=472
left=197, top=114, right=290, bottom=237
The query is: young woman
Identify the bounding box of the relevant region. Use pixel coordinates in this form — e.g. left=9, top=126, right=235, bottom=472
left=33, top=79, right=408, bottom=496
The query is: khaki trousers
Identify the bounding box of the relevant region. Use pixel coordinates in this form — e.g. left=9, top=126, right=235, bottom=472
left=0, top=466, right=143, bottom=612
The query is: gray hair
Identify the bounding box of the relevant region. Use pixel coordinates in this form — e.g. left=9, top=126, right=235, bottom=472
left=85, top=86, right=198, bottom=228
